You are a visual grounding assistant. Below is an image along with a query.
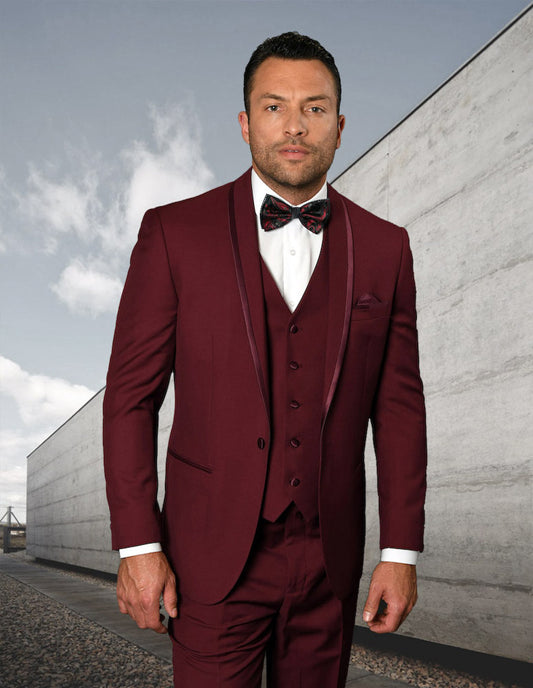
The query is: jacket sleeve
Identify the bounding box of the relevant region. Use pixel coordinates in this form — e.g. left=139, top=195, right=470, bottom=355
left=103, top=208, right=177, bottom=550
left=370, top=227, right=427, bottom=552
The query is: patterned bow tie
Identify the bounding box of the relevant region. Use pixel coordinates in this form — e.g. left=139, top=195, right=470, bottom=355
left=260, top=194, right=330, bottom=234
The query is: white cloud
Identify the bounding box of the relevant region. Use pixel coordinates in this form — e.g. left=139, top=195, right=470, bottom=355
left=24, top=167, right=99, bottom=250
left=10, top=103, right=214, bottom=316
left=0, top=431, right=41, bottom=463
left=95, top=104, right=215, bottom=259
left=0, top=355, right=95, bottom=428
left=0, top=432, right=44, bottom=524
left=51, top=259, right=124, bottom=317
left=0, top=461, right=26, bottom=490
left=0, top=442, right=28, bottom=517
left=0, top=356, right=96, bottom=523
left=120, top=104, right=214, bottom=239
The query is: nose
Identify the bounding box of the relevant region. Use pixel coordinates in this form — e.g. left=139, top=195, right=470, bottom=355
left=284, top=108, right=307, bottom=138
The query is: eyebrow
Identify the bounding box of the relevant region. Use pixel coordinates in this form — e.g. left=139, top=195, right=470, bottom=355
left=260, top=92, right=332, bottom=103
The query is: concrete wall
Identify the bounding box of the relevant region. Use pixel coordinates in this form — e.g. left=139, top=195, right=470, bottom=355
left=27, top=8, right=532, bottom=662
left=27, top=389, right=173, bottom=574
left=27, top=390, right=114, bottom=572
left=334, top=7, right=532, bottom=662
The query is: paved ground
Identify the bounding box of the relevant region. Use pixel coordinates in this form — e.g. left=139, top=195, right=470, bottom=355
left=0, top=554, right=410, bottom=687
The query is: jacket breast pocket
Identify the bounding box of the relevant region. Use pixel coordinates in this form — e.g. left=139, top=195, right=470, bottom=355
left=350, top=301, right=390, bottom=321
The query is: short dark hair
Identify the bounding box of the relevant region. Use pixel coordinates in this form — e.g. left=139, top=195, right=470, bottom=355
left=243, top=31, right=341, bottom=114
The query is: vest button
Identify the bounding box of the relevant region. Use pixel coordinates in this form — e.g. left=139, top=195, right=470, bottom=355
left=289, top=400, right=300, bottom=409
left=257, top=437, right=266, bottom=450
left=289, top=438, right=300, bottom=448
left=289, top=361, right=299, bottom=370
left=290, top=478, right=301, bottom=487
left=289, top=324, right=299, bottom=334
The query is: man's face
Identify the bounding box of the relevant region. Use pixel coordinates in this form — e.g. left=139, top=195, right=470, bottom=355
left=238, top=57, right=345, bottom=204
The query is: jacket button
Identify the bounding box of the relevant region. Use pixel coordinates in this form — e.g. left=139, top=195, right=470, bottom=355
left=289, top=438, right=300, bottom=448
left=289, top=361, right=299, bottom=370
left=289, top=324, right=299, bottom=334
left=257, top=437, right=266, bottom=449
left=289, top=400, right=300, bottom=409
left=290, top=478, right=301, bottom=487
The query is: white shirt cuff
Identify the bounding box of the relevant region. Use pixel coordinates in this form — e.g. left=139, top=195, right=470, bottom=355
left=381, top=548, right=418, bottom=565
left=119, top=542, right=162, bottom=558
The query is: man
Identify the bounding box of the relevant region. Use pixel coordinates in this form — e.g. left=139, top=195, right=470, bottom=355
left=103, top=31, right=427, bottom=688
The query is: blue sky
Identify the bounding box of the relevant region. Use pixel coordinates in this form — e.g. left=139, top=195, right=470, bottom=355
left=0, top=0, right=529, bottom=521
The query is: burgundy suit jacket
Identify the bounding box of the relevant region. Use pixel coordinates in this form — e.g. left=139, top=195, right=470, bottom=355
left=103, top=169, right=427, bottom=603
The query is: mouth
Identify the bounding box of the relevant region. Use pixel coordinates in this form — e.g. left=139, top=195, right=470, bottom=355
left=279, top=146, right=309, bottom=160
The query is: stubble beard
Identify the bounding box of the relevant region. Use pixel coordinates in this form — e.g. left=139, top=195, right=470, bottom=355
left=249, top=132, right=337, bottom=200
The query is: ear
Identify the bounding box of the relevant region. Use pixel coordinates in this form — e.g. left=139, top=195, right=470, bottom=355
left=238, top=111, right=250, bottom=144
left=336, top=114, right=346, bottom=150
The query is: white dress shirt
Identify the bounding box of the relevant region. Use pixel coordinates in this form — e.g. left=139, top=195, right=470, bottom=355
left=120, top=170, right=417, bottom=566
left=252, top=171, right=325, bottom=312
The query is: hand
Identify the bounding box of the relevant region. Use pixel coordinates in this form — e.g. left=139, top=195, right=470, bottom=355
left=117, top=551, right=178, bottom=634
left=362, top=561, right=417, bottom=634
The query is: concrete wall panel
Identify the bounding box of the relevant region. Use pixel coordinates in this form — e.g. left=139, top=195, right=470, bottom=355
left=27, top=391, right=118, bottom=573
left=27, top=384, right=174, bottom=575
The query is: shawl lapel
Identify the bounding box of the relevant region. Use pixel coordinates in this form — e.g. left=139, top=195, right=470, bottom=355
left=227, top=170, right=270, bottom=420
left=322, top=185, right=354, bottom=423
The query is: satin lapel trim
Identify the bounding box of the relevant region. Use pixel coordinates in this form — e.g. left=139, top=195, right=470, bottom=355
left=322, top=192, right=354, bottom=423
left=228, top=176, right=270, bottom=419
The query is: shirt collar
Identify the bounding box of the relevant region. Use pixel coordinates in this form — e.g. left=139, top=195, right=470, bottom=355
left=251, top=169, right=328, bottom=217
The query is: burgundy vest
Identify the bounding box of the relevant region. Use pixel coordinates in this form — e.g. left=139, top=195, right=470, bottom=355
left=260, top=235, right=329, bottom=522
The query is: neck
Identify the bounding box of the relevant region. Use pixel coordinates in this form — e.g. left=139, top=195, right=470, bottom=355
left=252, top=165, right=327, bottom=205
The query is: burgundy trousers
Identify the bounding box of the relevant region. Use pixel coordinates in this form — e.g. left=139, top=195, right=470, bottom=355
left=169, top=505, right=358, bottom=687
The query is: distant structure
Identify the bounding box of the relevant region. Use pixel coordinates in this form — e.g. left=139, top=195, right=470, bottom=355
left=1, top=506, right=26, bottom=553
left=0, top=506, right=22, bottom=526
left=27, top=7, right=532, bottom=663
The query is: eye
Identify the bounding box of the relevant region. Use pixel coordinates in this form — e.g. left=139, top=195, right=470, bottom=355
left=266, top=104, right=280, bottom=112
left=309, top=106, right=324, bottom=113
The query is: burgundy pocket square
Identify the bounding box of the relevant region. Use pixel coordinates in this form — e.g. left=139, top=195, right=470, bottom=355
left=353, top=293, right=382, bottom=310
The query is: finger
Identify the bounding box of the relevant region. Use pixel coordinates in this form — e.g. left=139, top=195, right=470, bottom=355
left=139, top=592, right=168, bottom=632
left=362, top=585, right=383, bottom=623
left=368, top=618, right=390, bottom=633
left=134, top=608, right=167, bottom=633
left=117, top=595, right=129, bottom=614
left=369, top=601, right=405, bottom=633
left=163, top=576, right=178, bottom=618
left=383, top=607, right=403, bottom=633
left=118, top=590, right=137, bottom=622
left=144, top=607, right=167, bottom=633
left=120, top=589, right=166, bottom=632
left=367, top=610, right=399, bottom=634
